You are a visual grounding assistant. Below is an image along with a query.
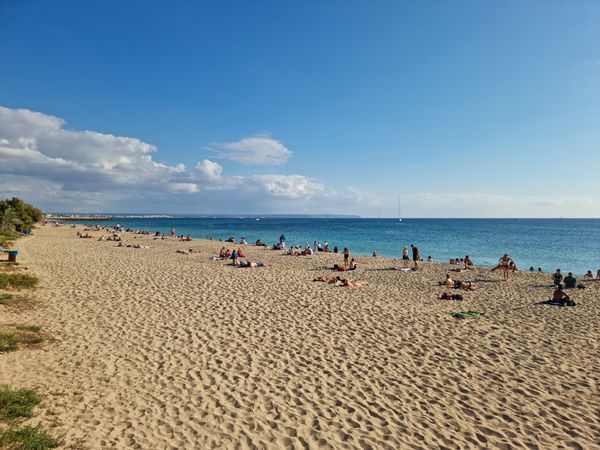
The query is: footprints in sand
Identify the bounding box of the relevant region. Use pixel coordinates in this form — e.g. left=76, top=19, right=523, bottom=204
left=4, top=226, right=599, bottom=449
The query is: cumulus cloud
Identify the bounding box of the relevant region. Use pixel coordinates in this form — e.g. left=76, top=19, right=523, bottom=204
left=249, top=175, right=325, bottom=199
left=0, top=106, right=348, bottom=213
left=208, top=135, right=293, bottom=165
left=195, top=159, right=223, bottom=183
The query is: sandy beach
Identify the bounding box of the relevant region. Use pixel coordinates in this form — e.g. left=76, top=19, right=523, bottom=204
left=1, top=224, right=599, bottom=449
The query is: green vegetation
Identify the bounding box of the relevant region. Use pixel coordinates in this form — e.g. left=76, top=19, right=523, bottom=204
left=0, top=386, right=62, bottom=449
left=0, top=198, right=43, bottom=241
left=0, top=293, right=13, bottom=304
left=0, top=332, right=18, bottom=353
left=0, top=326, right=44, bottom=352
left=0, top=273, right=39, bottom=289
left=0, top=385, right=39, bottom=421
left=0, top=425, right=62, bottom=449
left=15, top=325, right=41, bottom=333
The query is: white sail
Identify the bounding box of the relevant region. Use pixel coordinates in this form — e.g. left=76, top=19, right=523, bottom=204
left=398, top=198, right=402, bottom=222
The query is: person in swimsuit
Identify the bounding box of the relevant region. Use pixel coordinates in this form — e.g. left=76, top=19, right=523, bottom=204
left=551, top=284, right=573, bottom=305
left=411, top=244, right=420, bottom=270
left=491, top=253, right=515, bottom=280
left=343, top=247, right=350, bottom=268
left=552, top=269, right=563, bottom=286
left=402, top=246, right=409, bottom=268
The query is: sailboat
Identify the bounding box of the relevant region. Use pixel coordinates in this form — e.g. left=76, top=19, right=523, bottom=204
left=398, top=198, right=402, bottom=222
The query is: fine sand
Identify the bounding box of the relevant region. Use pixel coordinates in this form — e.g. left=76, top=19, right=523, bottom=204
left=1, top=224, right=599, bottom=449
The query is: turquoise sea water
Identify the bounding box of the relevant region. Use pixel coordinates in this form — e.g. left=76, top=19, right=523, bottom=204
left=71, top=218, right=599, bottom=275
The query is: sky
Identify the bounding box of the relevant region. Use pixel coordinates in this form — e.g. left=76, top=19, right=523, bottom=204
left=0, top=0, right=598, bottom=217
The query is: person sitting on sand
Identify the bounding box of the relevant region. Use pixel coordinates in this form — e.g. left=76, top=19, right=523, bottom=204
left=324, top=242, right=330, bottom=252
left=255, top=239, right=264, bottom=246
left=219, top=246, right=227, bottom=258
left=596, top=269, right=600, bottom=280
left=443, top=274, right=454, bottom=288
left=464, top=255, right=475, bottom=269
left=225, top=249, right=232, bottom=259
left=491, top=253, right=515, bottom=280
left=240, top=237, right=248, bottom=245
left=552, top=269, right=563, bottom=286
left=347, top=258, right=357, bottom=270
left=530, top=266, right=535, bottom=272
left=551, top=284, right=573, bottom=305
left=563, top=272, right=576, bottom=288
left=584, top=270, right=593, bottom=278
left=237, top=248, right=245, bottom=258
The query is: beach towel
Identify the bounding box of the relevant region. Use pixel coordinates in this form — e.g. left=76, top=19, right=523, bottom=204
left=536, top=299, right=576, bottom=307
left=450, top=311, right=483, bottom=319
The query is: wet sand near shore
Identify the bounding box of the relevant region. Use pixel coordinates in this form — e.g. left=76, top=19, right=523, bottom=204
left=1, top=224, right=598, bottom=449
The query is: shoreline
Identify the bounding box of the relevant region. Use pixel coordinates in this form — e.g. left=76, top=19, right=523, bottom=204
left=1, top=223, right=598, bottom=448
left=68, top=220, right=598, bottom=276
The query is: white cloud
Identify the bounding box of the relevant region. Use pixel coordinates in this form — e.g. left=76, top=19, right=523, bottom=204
left=208, top=135, right=293, bottom=165
left=0, top=106, right=350, bottom=213
left=167, top=183, right=199, bottom=193
left=194, top=159, right=223, bottom=183
left=249, top=175, right=325, bottom=199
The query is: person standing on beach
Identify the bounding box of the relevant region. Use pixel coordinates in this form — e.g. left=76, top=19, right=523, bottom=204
left=411, top=244, right=420, bottom=270
left=402, top=245, right=409, bottom=267
left=170, top=227, right=175, bottom=238
left=343, top=247, right=350, bottom=268
left=279, top=234, right=286, bottom=249
left=491, top=253, right=515, bottom=281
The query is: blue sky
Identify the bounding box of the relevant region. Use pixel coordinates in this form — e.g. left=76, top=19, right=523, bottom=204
left=0, top=0, right=598, bottom=216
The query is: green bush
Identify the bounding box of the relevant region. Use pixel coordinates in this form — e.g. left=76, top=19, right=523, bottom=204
left=0, top=385, right=39, bottom=421
left=0, top=425, right=62, bottom=449
left=0, top=332, right=18, bottom=353
left=0, top=197, right=43, bottom=239
left=0, top=273, right=39, bottom=289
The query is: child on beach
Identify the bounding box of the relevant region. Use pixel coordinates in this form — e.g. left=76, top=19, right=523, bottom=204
left=343, top=247, right=350, bottom=268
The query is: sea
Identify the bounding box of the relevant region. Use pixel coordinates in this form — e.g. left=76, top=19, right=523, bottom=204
left=68, top=217, right=599, bottom=275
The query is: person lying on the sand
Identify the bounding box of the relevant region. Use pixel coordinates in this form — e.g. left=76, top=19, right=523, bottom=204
left=313, top=274, right=368, bottom=288
left=314, top=274, right=337, bottom=282
left=455, top=280, right=478, bottom=291
left=439, top=291, right=463, bottom=300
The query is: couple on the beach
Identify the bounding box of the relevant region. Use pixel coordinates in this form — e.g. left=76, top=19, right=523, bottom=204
left=401, top=244, right=420, bottom=269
